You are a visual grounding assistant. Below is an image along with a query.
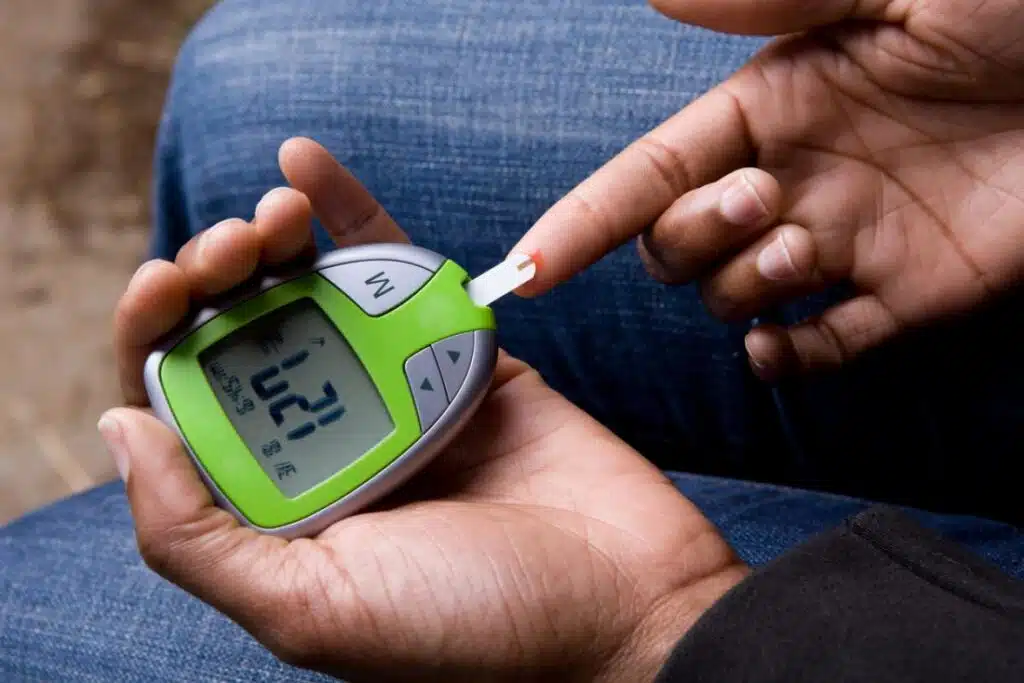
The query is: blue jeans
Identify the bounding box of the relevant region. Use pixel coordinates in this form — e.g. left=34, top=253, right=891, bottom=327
left=3, top=1, right=1022, bottom=680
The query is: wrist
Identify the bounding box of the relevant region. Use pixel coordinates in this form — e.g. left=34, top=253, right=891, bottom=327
left=597, top=560, right=750, bottom=683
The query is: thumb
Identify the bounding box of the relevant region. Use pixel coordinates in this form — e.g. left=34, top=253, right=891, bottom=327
left=97, top=407, right=288, bottom=633
left=743, top=295, right=901, bottom=380
left=649, top=0, right=900, bottom=35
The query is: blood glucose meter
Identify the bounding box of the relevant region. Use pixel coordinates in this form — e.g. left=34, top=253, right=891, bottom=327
left=145, top=243, right=536, bottom=539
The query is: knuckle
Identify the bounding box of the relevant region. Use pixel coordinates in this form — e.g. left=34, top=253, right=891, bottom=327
left=261, top=610, right=334, bottom=671
left=634, top=135, right=691, bottom=198
left=806, top=317, right=848, bottom=367
left=638, top=232, right=689, bottom=284
left=136, top=530, right=175, bottom=577
left=699, top=278, right=744, bottom=320
left=560, top=191, right=622, bottom=267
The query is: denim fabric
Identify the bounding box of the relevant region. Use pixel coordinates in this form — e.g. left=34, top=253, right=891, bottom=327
left=2, top=478, right=1021, bottom=682
left=2, top=0, right=1023, bottom=679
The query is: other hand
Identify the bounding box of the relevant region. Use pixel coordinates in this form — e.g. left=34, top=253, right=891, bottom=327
left=514, top=0, right=1024, bottom=380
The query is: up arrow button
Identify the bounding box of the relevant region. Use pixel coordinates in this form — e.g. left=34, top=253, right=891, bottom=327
left=432, top=333, right=475, bottom=402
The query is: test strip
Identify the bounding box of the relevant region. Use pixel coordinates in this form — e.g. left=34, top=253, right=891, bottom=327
left=465, top=252, right=538, bottom=307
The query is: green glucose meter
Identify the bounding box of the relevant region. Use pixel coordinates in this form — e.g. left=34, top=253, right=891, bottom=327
left=144, top=243, right=528, bottom=539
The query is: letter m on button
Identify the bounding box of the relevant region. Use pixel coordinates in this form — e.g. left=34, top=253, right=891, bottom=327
left=365, top=271, right=396, bottom=299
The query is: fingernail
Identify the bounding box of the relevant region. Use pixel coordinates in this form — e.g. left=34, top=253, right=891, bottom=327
left=744, top=334, right=777, bottom=382
left=98, top=413, right=130, bottom=482
left=757, top=234, right=797, bottom=280
left=719, top=173, right=768, bottom=226
left=254, top=187, right=290, bottom=220
left=744, top=335, right=767, bottom=369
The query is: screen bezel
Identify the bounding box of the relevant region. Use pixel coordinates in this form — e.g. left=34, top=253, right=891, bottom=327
left=158, top=266, right=491, bottom=530
left=197, top=298, right=397, bottom=499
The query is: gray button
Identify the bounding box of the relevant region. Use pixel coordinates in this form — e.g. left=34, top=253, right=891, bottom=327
left=432, top=333, right=475, bottom=402
left=320, top=260, right=433, bottom=316
left=405, top=347, right=449, bottom=432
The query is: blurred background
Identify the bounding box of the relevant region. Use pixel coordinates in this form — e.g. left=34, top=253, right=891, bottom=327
left=0, top=0, right=214, bottom=523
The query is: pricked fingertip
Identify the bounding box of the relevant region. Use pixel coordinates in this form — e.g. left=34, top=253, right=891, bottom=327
left=507, top=249, right=545, bottom=297
left=525, top=249, right=545, bottom=274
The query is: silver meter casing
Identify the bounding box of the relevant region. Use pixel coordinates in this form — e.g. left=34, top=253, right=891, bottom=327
left=144, top=243, right=498, bottom=539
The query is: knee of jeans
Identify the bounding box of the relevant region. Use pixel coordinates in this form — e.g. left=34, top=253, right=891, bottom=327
left=160, top=0, right=382, bottom=230
left=167, top=0, right=376, bottom=123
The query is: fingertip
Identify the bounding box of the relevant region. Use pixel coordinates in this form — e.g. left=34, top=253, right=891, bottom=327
left=253, top=186, right=292, bottom=221
left=508, top=248, right=548, bottom=297
left=637, top=231, right=689, bottom=285
left=509, top=228, right=568, bottom=296
left=253, top=187, right=314, bottom=264
left=116, top=259, right=190, bottom=346
left=278, top=136, right=317, bottom=165
left=189, top=218, right=262, bottom=296
left=525, top=248, right=546, bottom=275
left=719, top=168, right=781, bottom=229
left=744, top=325, right=797, bottom=382
left=699, top=223, right=823, bottom=322
left=278, top=136, right=332, bottom=186
left=124, top=259, right=179, bottom=298
left=756, top=224, right=816, bottom=282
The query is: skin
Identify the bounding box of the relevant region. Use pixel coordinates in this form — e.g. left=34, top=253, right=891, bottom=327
left=512, top=0, right=1024, bottom=380
left=105, top=139, right=746, bottom=682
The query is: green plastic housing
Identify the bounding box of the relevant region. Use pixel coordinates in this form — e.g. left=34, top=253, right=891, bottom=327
left=157, top=260, right=494, bottom=529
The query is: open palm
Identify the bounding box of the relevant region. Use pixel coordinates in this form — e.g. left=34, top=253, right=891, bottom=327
left=517, top=0, right=1024, bottom=375
left=110, top=139, right=743, bottom=682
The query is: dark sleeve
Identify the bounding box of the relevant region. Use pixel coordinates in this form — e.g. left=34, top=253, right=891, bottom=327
left=655, top=506, right=1024, bottom=683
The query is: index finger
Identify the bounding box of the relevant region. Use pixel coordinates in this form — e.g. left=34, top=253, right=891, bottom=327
left=278, top=137, right=409, bottom=247
left=510, top=85, right=753, bottom=296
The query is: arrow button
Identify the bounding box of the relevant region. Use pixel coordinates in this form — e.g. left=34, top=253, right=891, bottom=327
left=404, top=347, right=448, bottom=432
left=432, top=333, right=475, bottom=402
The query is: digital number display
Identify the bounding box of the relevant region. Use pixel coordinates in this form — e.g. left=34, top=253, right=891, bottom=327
left=198, top=299, right=394, bottom=497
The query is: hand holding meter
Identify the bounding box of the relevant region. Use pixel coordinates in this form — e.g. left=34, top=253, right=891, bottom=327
left=144, top=244, right=536, bottom=539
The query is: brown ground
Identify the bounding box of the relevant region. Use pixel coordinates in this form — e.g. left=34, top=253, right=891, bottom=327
left=0, top=0, right=213, bottom=523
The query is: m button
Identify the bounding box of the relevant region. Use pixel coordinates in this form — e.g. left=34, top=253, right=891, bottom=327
left=319, top=260, right=433, bottom=316
left=432, top=332, right=475, bottom=401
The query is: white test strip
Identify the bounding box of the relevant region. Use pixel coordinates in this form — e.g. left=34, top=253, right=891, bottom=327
left=465, top=252, right=538, bottom=307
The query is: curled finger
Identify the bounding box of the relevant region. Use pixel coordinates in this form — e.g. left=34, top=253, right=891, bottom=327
left=175, top=218, right=262, bottom=297
left=253, top=186, right=316, bottom=264
left=699, top=223, right=822, bottom=320
left=639, top=167, right=782, bottom=284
